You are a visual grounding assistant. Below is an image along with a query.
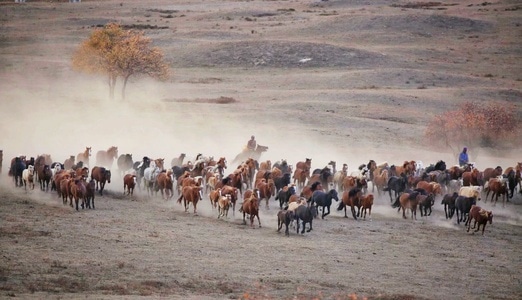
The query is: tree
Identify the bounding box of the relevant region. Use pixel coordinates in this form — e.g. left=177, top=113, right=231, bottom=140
left=72, top=23, right=170, bottom=100
left=425, top=101, right=518, bottom=159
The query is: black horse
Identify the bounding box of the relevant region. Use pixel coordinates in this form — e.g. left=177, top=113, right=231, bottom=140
left=295, top=204, right=318, bottom=234
left=418, top=193, right=435, bottom=217
left=505, top=170, right=517, bottom=199
left=273, top=159, right=290, bottom=174
left=455, top=195, right=476, bottom=224
left=11, top=157, right=26, bottom=187
left=311, top=189, right=339, bottom=219
left=117, top=154, right=134, bottom=177
left=275, top=185, right=296, bottom=209
left=425, top=160, right=447, bottom=174
left=383, top=174, right=408, bottom=203
left=441, top=192, right=459, bottom=219
left=274, top=173, right=291, bottom=194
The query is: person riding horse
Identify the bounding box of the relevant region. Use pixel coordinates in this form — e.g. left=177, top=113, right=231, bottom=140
left=247, top=135, right=257, bottom=152
left=459, top=147, right=469, bottom=167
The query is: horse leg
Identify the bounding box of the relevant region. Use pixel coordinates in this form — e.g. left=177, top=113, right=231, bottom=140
left=307, top=219, right=312, bottom=232
left=351, top=205, right=357, bottom=220
left=242, top=211, right=247, bottom=225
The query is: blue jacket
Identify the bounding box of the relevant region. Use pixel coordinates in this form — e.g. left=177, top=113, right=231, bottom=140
left=459, top=152, right=469, bottom=166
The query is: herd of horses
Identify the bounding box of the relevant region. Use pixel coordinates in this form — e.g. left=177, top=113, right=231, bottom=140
left=3, top=146, right=521, bottom=236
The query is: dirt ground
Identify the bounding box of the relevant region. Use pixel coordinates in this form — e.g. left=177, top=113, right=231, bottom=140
left=0, top=0, right=521, bottom=299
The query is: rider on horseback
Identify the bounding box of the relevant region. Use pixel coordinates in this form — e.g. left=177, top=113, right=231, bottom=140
left=247, top=135, right=257, bottom=152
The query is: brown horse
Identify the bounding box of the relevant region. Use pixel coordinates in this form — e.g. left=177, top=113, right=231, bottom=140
left=240, top=188, right=261, bottom=228
left=361, top=194, right=374, bottom=220
left=85, top=179, right=96, bottom=209
left=398, top=192, right=420, bottom=220
left=77, top=147, right=91, bottom=166
left=462, top=168, right=483, bottom=186
left=482, top=166, right=503, bottom=185
left=95, top=146, right=118, bottom=168
left=37, top=164, right=53, bottom=191
left=156, top=171, right=174, bottom=200
left=256, top=178, right=276, bottom=209
left=293, top=168, right=308, bottom=189
left=372, top=169, right=389, bottom=195
left=153, top=158, right=165, bottom=171
left=54, top=170, right=74, bottom=197
left=70, top=178, right=87, bottom=211
left=34, top=154, right=52, bottom=180
left=217, top=194, right=232, bottom=219
left=296, top=158, right=312, bottom=173
left=466, top=205, right=493, bottom=235
left=91, top=166, right=111, bottom=196
left=123, top=174, right=137, bottom=196
left=338, top=187, right=363, bottom=220
left=177, top=185, right=203, bottom=214
left=221, top=185, right=239, bottom=215
left=60, top=178, right=72, bottom=206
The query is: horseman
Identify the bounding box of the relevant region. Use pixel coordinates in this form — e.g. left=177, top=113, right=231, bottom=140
left=246, top=135, right=257, bottom=152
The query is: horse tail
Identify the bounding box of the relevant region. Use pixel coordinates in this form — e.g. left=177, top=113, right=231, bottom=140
left=391, top=195, right=401, bottom=208
left=336, top=201, right=345, bottom=211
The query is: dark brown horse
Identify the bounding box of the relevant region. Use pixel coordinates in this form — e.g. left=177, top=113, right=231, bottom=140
left=91, top=166, right=111, bottom=196
left=64, top=155, right=75, bottom=170
left=240, top=188, right=261, bottom=228
left=156, top=171, right=174, bottom=200
left=70, top=178, right=87, bottom=211
left=37, top=164, right=53, bottom=191
left=338, top=187, right=363, bottom=220
left=95, top=146, right=118, bottom=168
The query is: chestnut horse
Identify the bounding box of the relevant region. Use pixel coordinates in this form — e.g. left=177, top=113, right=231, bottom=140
left=37, top=164, right=53, bottom=191
left=91, top=166, right=111, bottom=196
left=156, top=171, right=174, bottom=200
left=255, top=178, right=276, bottom=209
left=361, top=194, right=374, bottom=220
left=177, top=185, right=203, bottom=214
left=77, top=147, right=91, bottom=167
left=240, top=188, right=261, bottom=228
left=95, top=146, right=118, bottom=168
left=338, top=187, right=363, bottom=220
left=123, top=174, right=137, bottom=196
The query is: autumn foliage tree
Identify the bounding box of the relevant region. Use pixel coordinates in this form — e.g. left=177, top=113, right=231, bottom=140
left=72, top=23, right=170, bottom=100
left=425, top=101, right=518, bottom=158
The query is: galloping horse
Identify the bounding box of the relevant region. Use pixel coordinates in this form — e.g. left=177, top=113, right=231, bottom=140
left=170, top=153, right=186, bottom=168
left=231, top=144, right=269, bottom=165
left=311, top=189, right=339, bottom=219
left=123, top=174, right=137, bottom=196
left=91, top=166, right=111, bottom=196
left=240, top=189, right=261, bottom=228
left=77, top=147, right=91, bottom=167
left=22, top=165, right=35, bottom=190
left=37, top=164, right=53, bottom=191
left=95, top=146, right=118, bottom=168
left=117, top=154, right=134, bottom=177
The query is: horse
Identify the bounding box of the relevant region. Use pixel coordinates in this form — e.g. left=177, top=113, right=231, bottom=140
left=170, top=153, right=186, bottom=168
left=221, top=185, right=240, bottom=215
left=383, top=174, right=408, bottom=202
left=455, top=195, right=476, bottom=225
left=360, top=194, right=374, bottom=220
left=177, top=185, right=203, bottom=215
left=482, top=166, right=503, bottom=186
left=123, top=174, right=137, bottom=196
left=85, top=179, right=96, bottom=209
left=22, top=165, right=35, bottom=190
left=417, top=193, right=435, bottom=217
left=295, top=204, right=317, bottom=234
left=95, top=146, right=118, bottom=168
left=462, top=168, right=483, bottom=187
left=256, top=178, right=276, bottom=209
left=293, top=168, right=308, bottom=189
left=156, top=171, right=174, bottom=200
left=64, top=155, right=75, bottom=170
left=275, top=185, right=296, bottom=209
left=117, top=154, right=134, bottom=177
left=11, top=156, right=26, bottom=187
left=333, top=163, right=348, bottom=192
left=425, top=160, right=447, bottom=174
left=466, top=205, right=493, bottom=235
left=34, top=154, right=52, bottom=181
left=338, top=187, right=363, bottom=220
left=277, top=210, right=295, bottom=236
left=485, top=177, right=508, bottom=207
left=70, top=178, right=87, bottom=211
left=396, top=192, right=420, bottom=220
left=231, top=144, right=268, bottom=165
left=91, top=166, right=111, bottom=196
left=134, top=156, right=151, bottom=191
left=76, top=147, right=91, bottom=167
left=310, top=189, right=339, bottom=219
left=372, top=169, right=389, bottom=195
left=240, top=189, right=261, bottom=228
left=37, top=164, right=52, bottom=191
left=441, top=192, right=459, bottom=219
left=143, top=166, right=161, bottom=197
left=274, top=173, right=291, bottom=194
left=217, top=194, right=232, bottom=219
left=309, top=166, right=333, bottom=190
left=60, top=178, right=72, bottom=206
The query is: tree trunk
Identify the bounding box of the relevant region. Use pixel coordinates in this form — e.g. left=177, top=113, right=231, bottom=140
left=108, top=74, right=117, bottom=100
left=122, top=75, right=130, bottom=101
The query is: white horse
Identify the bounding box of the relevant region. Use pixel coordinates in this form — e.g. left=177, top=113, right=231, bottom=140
left=22, top=165, right=35, bottom=190
left=143, top=166, right=160, bottom=197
